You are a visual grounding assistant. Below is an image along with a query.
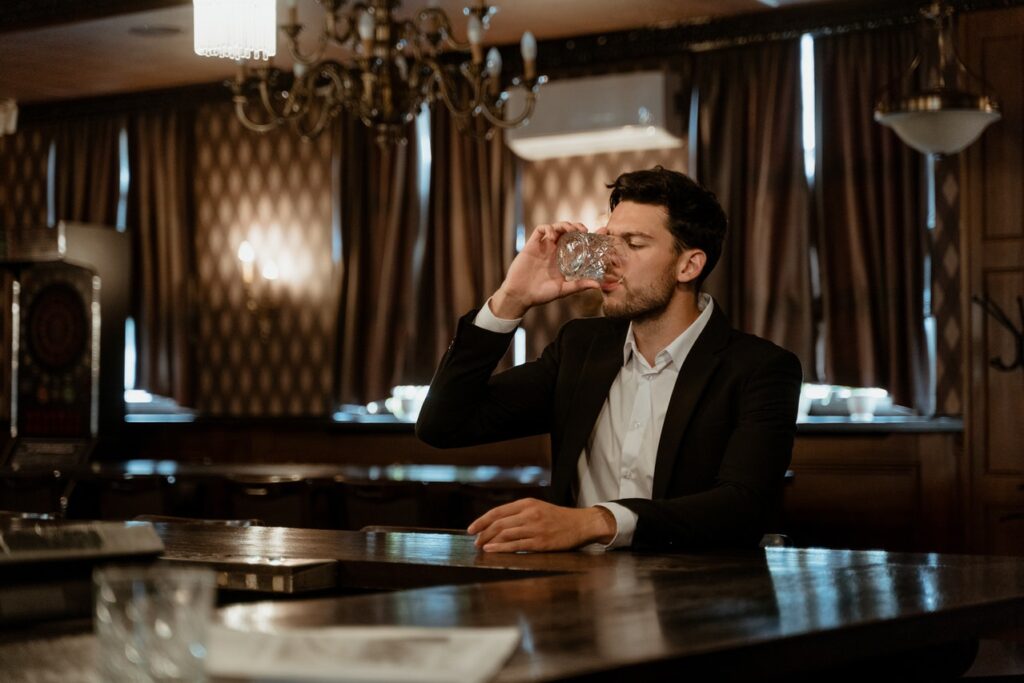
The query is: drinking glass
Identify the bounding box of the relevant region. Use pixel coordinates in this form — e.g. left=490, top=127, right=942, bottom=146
left=93, top=565, right=216, bottom=682
left=556, top=232, right=626, bottom=281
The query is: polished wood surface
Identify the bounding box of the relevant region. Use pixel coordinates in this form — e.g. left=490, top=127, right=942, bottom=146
left=158, top=525, right=1024, bottom=679
left=3, top=524, right=1024, bottom=680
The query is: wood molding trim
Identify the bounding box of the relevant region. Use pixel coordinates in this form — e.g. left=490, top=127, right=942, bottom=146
left=0, top=0, right=189, bottom=34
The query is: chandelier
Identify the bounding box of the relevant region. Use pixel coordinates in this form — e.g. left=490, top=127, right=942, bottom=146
left=874, top=1, right=1000, bottom=155
left=193, top=0, right=545, bottom=145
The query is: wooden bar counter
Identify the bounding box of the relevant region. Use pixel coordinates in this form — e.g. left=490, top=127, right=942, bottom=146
left=169, top=525, right=1024, bottom=679
left=3, top=523, right=1024, bottom=680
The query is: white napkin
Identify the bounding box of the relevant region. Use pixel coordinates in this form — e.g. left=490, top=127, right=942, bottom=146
left=206, top=624, right=521, bottom=683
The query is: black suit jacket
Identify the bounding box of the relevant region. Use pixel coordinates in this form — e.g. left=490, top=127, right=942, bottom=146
left=416, top=301, right=802, bottom=551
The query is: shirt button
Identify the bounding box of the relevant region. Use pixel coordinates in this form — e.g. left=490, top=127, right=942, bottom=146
left=632, top=421, right=641, bottom=430
left=622, top=470, right=633, bottom=480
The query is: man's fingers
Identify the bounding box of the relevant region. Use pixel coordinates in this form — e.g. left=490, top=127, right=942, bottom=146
left=483, top=538, right=534, bottom=553
left=467, top=499, right=529, bottom=534
left=561, top=278, right=601, bottom=296
left=535, top=222, right=588, bottom=244
left=474, top=513, right=527, bottom=547
left=488, top=526, right=532, bottom=546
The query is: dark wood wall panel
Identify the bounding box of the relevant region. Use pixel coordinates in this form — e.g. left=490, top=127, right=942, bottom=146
left=963, top=6, right=1024, bottom=553
left=982, top=270, right=1024, bottom=474
left=787, top=432, right=963, bottom=552
left=981, top=35, right=1024, bottom=239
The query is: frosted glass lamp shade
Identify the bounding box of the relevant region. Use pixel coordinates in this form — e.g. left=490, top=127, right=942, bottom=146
left=876, top=108, right=1002, bottom=155
left=194, top=0, right=277, bottom=60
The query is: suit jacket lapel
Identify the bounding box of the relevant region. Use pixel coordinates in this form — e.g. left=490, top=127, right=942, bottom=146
left=551, top=323, right=627, bottom=505
left=652, top=303, right=731, bottom=499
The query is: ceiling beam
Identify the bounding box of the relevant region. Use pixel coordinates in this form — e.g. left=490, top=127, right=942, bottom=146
left=0, top=0, right=190, bottom=34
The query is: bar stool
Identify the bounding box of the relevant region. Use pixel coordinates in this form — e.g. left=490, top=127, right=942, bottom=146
left=334, top=481, right=427, bottom=531
left=224, top=475, right=311, bottom=528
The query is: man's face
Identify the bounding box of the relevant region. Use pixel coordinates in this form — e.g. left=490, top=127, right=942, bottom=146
left=599, top=200, right=683, bottom=322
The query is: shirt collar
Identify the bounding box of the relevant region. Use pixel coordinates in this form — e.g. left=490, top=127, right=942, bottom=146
left=621, top=293, right=714, bottom=368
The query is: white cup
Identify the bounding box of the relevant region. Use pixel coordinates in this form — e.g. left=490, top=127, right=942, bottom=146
left=846, top=388, right=887, bottom=422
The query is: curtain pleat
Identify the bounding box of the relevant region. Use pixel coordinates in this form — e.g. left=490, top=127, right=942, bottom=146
left=54, top=116, right=123, bottom=226
left=693, top=40, right=815, bottom=377
left=334, top=115, right=421, bottom=405
left=127, top=109, right=195, bottom=406
left=408, top=105, right=516, bottom=382
left=814, top=28, right=929, bottom=411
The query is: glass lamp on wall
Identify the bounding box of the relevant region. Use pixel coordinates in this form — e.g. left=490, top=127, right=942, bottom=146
left=237, top=240, right=280, bottom=341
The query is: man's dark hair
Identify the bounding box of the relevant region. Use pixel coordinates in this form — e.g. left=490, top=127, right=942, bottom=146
left=608, top=166, right=727, bottom=289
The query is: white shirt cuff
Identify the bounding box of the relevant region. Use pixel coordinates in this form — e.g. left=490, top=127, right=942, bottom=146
left=473, top=298, right=522, bottom=334
left=593, top=502, right=637, bottom=549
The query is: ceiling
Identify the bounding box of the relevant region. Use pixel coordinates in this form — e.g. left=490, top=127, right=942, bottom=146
left=0, top=0, right=841, bottom=104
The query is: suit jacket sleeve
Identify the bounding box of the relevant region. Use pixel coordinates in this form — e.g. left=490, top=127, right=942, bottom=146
left=615, top=347, right=802, bottom=551
left=416, top=310, right=560, bottom=447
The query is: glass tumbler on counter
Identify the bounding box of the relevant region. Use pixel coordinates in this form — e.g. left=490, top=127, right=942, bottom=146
left=556, top=231, right=626, bottom=281
left=93, top=565, right=216, bottom=682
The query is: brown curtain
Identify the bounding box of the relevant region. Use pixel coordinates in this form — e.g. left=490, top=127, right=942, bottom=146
left=407, top=105, right=516, bottom=382
left=127, top=109, right=195, bottom=406
left=334, top=114, right=422, bottom=405
left=692, top=40, right=815, bottom=377
left=54, top=115, right=123, bottom=226
left=814, top=28, right=929, bottom=411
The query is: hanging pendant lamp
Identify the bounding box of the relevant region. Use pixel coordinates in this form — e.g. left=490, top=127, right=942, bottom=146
left=875, top=1, right=1000, bottom=155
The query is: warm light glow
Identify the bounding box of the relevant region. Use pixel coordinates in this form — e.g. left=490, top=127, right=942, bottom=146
left=237, top=241, right=255, bottom=264
left=193, top=0, right=276, bottom=61
left=0, top=99, right=17, bottom=136
left=260, top=260, right=279, bottom=281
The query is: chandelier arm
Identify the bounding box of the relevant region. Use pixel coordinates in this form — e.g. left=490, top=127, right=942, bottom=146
left=233, top=98, right=284, bottom=133
left=287, top=27, right=330, bottom=65
left=330, top=3, right=367, bottom=46
left=257, top=78, right=297, bottom=121
left=418, top=8, right=471, bottom=52
left=481, top=83, right=542, bottom=128
left=399, top=19, right=427, bottom=62
left=294, top=99, right=334, bottom=139
left=427, top=61, right=478, bottom=119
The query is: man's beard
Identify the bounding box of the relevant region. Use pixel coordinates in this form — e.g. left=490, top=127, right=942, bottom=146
left=602, top=266, right=677, bottom=322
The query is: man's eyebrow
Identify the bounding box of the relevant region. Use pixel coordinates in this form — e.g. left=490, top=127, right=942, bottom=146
left=616, top=231, right=654, bottom=240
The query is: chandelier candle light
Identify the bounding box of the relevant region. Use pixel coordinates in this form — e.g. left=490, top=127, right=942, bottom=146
left=192, top=0, right=545, bottom=145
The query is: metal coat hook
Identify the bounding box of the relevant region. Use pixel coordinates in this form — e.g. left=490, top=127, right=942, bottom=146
left=971, top=294, right=1024, bottom=372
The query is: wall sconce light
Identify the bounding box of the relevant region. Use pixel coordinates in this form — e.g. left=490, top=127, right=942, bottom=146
left=0, top=99, right=18, bottom=137
left=237, top=240, right=280, bottom=340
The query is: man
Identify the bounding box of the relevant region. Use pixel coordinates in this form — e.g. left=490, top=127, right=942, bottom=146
left=416, top=167, right=801, bottom=553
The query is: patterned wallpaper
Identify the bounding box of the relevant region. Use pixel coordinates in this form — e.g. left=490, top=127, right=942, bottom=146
left=192, top=104, right=336, bottom=416
left=518, top=146, right=688, bottom=359
left=0, top=127, right=51, bottom=233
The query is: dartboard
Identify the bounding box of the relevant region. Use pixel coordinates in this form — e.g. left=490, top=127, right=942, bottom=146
left=26, top=282, right=88, bottom=372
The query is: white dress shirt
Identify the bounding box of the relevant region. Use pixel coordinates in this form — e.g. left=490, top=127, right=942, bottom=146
left=473, top=293, right=714, bottom=548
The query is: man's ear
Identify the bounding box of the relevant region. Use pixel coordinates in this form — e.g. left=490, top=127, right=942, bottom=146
left=677, top=249, right=707, bottom=285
